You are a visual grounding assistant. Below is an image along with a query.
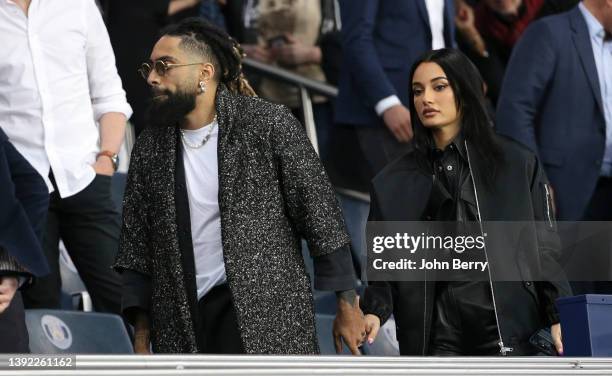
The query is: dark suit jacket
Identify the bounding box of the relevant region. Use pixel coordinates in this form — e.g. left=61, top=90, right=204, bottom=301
left=495, top=6, right=607, bottom=220
left=0, top=128, right=49, bottom=277
left=334, top=0, right=455, bottom=127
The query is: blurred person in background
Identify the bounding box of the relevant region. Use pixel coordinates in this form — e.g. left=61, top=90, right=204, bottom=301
left=496, top=0, right=612, bottom=294
left=0, top=0, right=132, bottom=314
left=334, top=0, right=456, bottom=191
left=227, top=0, right=342, bottom=165
left=104, top=0, right=171, bottom=136
left=454, top=0, right=579, bottom=105
left=0, top=128, right=49, bottom=353
left=104, top=0, right=225, bottom=137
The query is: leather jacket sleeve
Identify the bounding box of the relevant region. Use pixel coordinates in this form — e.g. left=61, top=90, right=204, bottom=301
left=529, top=155, right=572, bottom=325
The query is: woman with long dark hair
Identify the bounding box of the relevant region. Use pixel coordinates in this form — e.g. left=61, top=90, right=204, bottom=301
left=361, top=49, right=571, bottom=356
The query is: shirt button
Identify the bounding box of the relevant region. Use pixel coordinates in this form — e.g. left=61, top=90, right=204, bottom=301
left=447, top=165, right=453, bottom=171
left=438, top=166, right=443, bottom=171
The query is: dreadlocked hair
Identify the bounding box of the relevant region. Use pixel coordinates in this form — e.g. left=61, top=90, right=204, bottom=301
left=160, top=17, right=256, bottom=97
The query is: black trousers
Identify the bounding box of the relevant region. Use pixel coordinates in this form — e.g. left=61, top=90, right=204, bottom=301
left=22, top=174, right=122, bottom=314
left=0, top=292, right=29, bottom=353
left=428, top=281, right=501, bottom=356
left=196, top=284, right=244, bottom=354
left=327, top=124, right=412, bottom=192
left=355, top=125, right=412, bottom=182
left=572, top=176, right=612, bottom=295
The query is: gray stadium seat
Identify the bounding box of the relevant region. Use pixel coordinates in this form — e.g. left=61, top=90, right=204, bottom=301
left=25, top=309, right=133, bottom=354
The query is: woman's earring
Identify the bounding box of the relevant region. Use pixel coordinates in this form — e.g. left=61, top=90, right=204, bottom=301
left=199, top=81, right=206, bottom=94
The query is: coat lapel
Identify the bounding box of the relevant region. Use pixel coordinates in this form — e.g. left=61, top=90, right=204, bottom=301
left=174, top=134, right=202, bottom=349
left=570, top=7, right=605, bottom=118
left=160, top=126, right=199, bottom=351
left=416, top=0, right=431, bottom=31
left=215, top=85, right=243, bottom=215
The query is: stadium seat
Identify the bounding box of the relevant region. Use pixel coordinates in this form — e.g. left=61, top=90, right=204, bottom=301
left=25, top=309, right=133, bottom=354
left=59, top=244, right=92, bottom=311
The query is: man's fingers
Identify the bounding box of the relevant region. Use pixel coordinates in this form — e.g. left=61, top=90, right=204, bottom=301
left=390, top=123, right=408, bottom=142
left=333, top=331, right=343, bottom=354
left=401, top=120, right=413, bottom=141
left=348, top=341, right=361, bottom=355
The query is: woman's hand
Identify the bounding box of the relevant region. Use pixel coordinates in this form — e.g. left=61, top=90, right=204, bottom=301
left=551, top=323, right=563, bottom=355
left=364, top=314, right=381, bottom=345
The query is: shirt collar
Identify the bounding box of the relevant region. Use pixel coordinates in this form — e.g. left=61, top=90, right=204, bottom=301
left=430, top=132, right=468, bottom=162
left=579, top=2, right=607, bottom=43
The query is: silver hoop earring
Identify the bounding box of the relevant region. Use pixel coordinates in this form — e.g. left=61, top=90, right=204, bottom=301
left=199, top=81, right=206, bottom=94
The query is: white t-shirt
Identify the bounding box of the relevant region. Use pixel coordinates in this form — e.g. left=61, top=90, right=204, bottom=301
left=180, top=119, right=227, bottom=300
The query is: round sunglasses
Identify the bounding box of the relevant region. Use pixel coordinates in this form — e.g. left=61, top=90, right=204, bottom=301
left=138, top=60, right=205, bottom=80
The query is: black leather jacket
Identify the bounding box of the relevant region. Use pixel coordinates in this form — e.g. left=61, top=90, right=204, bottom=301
left=363, top=135, right=571, bottom=355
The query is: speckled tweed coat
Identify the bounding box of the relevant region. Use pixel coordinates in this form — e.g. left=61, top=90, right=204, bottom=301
left=114, top=85, right=350, bottom=354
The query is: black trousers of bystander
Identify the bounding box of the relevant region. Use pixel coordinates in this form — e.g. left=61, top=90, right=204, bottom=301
left=22, top=174, right=122, bottom=315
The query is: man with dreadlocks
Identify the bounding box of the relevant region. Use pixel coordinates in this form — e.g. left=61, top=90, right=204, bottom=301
left=113, top=18, right=365, bottom=355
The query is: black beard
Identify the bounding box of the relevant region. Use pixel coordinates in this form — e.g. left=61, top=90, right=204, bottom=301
left=146, top=89, right=197, bottom=128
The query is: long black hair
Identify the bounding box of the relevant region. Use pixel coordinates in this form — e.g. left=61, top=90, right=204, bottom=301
left=160, top=17, right=256, bottom=97
left=408, top=48, right=504, bottom=189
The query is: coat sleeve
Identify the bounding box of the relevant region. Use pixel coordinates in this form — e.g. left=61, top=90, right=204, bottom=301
left=361, top=183, right=394, bottom=325
left=529, top=154, right=572, bottom=325
left=0, top=131, right=49, bottom=277
left=271, top=106, right=351, bottom=258
left=338, top=0, right=396, bottom=107
left=495, top=20, right=557, bottom=153
left=113, top=133, right=152, bottom=276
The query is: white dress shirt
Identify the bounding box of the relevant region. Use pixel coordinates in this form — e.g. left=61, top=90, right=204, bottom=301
left=425, top=0, right=446, bottom=50
left=579, top=3, right=612, bottom=176
left=181, top=120, right=227, bottom=300
left=0, top=0, right=132, bottom=198
left=375, top=0, right=446, bottom=116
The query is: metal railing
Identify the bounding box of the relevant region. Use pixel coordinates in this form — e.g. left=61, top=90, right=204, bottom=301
left=2, top=355, right=612, bottom=375
left=242, top=58, right=369, bottom=203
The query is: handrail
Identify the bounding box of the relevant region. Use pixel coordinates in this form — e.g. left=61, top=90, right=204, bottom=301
left=242, top=58, right=369, bottom=203
left=242, top=58, right=338, bottom=98
left=2, top=355, right=611, bottom=374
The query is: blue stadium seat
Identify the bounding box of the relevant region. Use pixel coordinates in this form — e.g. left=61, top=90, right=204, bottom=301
left=59, top=244, right=91, bottom=311
left=25, top=309, right=133, bottom=354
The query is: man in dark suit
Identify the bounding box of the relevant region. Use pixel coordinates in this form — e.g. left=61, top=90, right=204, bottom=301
left=496, top=0, right=612, bottom=293
left=104, top=0, right=171, bottom=136
left=334, top=0, right=456, bottom=184
left=0, top=128, right=49, bottom=353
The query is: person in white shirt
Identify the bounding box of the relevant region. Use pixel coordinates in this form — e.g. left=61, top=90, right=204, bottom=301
left=334, top=0, right=456, bottom=189
left=0, top=0, right=132, bottom=314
